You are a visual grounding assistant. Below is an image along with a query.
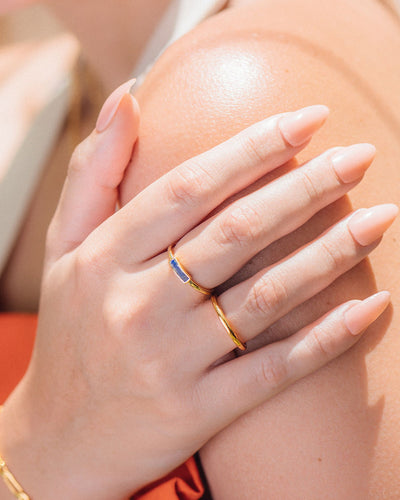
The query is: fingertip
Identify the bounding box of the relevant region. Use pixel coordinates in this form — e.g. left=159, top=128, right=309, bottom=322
left=348, top=204, right=399, bottom=247
left=90, top=90, right=140, bottom=186
left=279, top=104, right=329, bottom=147
left=344, top=290, right=391, bottom=336
left=115, top=92, right=141, bottom=138
left=96, top=78, right=137, bottom=132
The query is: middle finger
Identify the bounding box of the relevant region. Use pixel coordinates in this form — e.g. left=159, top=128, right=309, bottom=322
left=174, top=143, right=375, bottom=288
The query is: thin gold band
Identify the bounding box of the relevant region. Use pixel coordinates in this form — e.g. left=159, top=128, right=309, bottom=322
left=211, top=295, right=247, bottom=351
left=168, top=245, right=212, bottom=295
left=0, top=408, right=31, bottom=500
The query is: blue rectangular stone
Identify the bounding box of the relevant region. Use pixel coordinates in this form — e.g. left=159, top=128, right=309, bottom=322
left=170, top=258, right=190, bottom=283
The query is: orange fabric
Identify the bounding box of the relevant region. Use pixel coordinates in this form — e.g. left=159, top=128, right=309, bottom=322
left=0, top=313, right=37, bottom=404
left=0, top=313, right=205, bottom=499
left=131, top=457, right=204, bottom=500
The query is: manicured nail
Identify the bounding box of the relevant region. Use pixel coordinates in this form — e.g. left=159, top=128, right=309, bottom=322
left=96, top=78, right=136, bottom=133
left=332, top=143, right=376, bottom=183
left=279, top=105, right=329, bottom=147
left=344, top=291, right=390, bottom=335
left=348, top=204, right=398, bottom=246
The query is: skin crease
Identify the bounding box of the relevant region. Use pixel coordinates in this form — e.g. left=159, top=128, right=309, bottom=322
left=118, top=0, right=400, bottom=498
left=0, top=0, right=398, bottom=496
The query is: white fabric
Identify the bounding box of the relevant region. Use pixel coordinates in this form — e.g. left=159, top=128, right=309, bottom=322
left=0, top=76, right=71, bottom=272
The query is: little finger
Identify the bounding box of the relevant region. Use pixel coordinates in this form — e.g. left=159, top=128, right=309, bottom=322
left=200, top=291, right=390, bottom=430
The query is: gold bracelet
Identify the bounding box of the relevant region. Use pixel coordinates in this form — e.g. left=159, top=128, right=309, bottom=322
left=0, top=407, right=31, bottom=500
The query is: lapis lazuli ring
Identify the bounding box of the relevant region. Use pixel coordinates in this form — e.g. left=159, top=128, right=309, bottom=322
left=168, top=245, right=212, bottom=295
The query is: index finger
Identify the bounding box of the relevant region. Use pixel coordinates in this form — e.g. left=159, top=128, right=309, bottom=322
left=110, top=104, right=328, bottom=263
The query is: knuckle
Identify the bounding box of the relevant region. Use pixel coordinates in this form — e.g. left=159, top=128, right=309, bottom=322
left=74, top=243, right=114, bottom=279
left=102, top=303, right=175, bottom=398
left=102, top=294, right=138, bottom=336
left=238, top=132, right=267, bottom=165
left=218, top=204, right=262, bottom=249
left=246, top=272, right=288, bottom=318
left=319, top=239, right=346, bottom=272
left=256, top=351, right=288, bottom=389
left=133, top=355, right=169, bottom=393
left=300, top=169, right=322, bottom=203
left=133, top=352, right=186, bottom=406
left=166, top=160, right=215, bottom=209
left=306, top=325, right=337, bottom=360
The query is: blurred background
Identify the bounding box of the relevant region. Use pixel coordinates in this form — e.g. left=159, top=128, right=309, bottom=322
left=0, top=5, right=82, bottom=311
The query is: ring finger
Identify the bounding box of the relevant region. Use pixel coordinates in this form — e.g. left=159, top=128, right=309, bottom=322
left=195, top=203, right=397, bottom=362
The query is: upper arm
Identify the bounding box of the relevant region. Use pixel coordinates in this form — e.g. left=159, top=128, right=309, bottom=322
left=120, top=0, right=400, bottom=497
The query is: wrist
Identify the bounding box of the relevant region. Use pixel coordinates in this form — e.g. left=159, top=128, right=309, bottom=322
left=0, top=382, right=77, bottom=500
left=0, top=391, right=34, bottom=500
left=0, top=382, right=144, bottom=500
left=0, top=384, right=52, bottom=499
left=0, top=446, right=29, bottom=500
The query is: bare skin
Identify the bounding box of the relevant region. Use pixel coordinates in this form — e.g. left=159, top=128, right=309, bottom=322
left=117, top=0, right=400, bottom=497
left=1, top=0, right=399, bottom=497
left=0, top=0, right=198, bottom=310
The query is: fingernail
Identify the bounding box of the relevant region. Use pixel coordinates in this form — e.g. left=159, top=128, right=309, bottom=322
left=348, top=204, right=399, bottom=246
left=332, top=143, right=376, bottom=183
left=279, top=105, right=329, bottom=147
left=344, top=291, right=390, bottom=335
left=96, top=78, right=136, bottom=133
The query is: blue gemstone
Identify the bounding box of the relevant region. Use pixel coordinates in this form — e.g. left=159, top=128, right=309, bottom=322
left=170, top=258, right=190, bottom=283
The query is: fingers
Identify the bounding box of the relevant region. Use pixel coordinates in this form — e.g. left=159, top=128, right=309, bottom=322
left=174, top=143, right=376, bottom=287
left=46, top=79, right=140, bottom=262
left=202, top=291, right=390, bottom=431
left=111, top=105, right=329, bottom=262
left=194, top=203, right=397, bottom=361
left=223, top=203, right=397, bottom=343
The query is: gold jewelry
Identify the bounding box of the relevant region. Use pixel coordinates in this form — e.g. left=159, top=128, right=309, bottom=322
left=168, top=245, right=212, bottom=295
left=0, top=408, right=31, bottom=500
left=211, top=295, right=247, bottom=350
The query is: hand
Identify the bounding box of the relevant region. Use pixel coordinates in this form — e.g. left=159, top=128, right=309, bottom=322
left=0, top=84, right=395, bottom=500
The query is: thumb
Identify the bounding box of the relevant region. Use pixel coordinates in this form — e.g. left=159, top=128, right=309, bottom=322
left=47, top=79, right=140, bottom=262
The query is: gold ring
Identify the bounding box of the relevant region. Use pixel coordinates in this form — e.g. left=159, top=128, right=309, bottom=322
left=211, top=295, right=247, bottom=350
left=168, top=245, right=212, bottom=295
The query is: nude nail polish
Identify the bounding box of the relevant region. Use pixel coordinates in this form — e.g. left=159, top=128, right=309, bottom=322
left=344, top=291, right=390, bottom=335
left=279, top=105, right=329, bottom=147
left=96, top=78, right=136, bottom=133
left=348, top=204, right=398, bottom=246
left=331, top=143, right=376, bottom=183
